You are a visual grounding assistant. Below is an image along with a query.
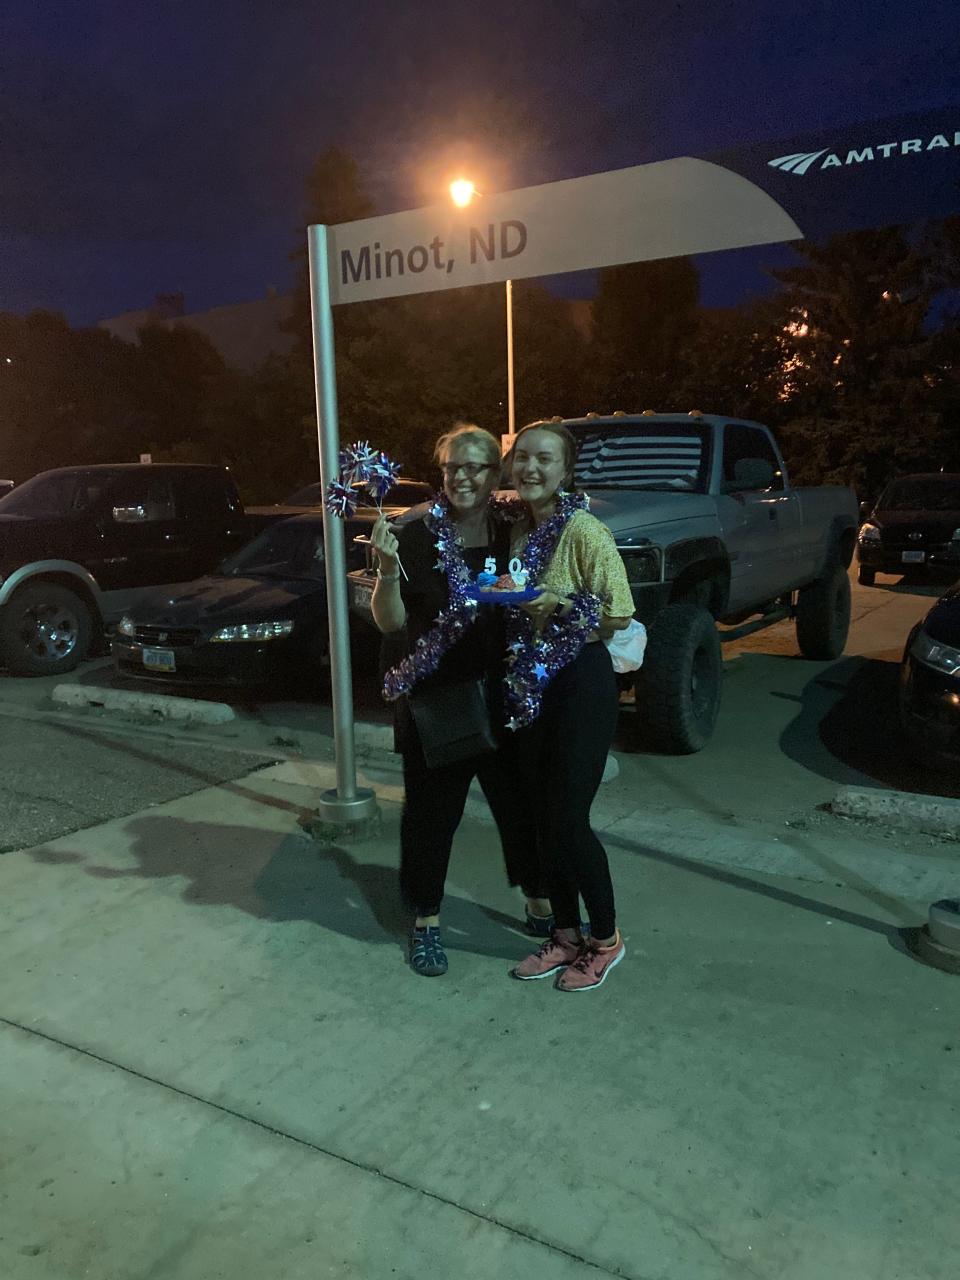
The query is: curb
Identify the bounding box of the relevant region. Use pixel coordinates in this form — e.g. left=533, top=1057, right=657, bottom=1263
left=51, top=683, right=236, bottom=726
left=830, top=786, right=960, bottom=840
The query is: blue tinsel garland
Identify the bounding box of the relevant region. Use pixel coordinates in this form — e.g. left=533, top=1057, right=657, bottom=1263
left=383, top=490, right=603, bottom=729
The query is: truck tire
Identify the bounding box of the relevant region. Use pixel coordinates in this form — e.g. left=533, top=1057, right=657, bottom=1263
left=857, top=565, right=876, bottom=586
left=0, top=582, right=92, bottom=676
left=795, top=563, right=851, bottom=659
left=635, top=602, right=722, bottom=754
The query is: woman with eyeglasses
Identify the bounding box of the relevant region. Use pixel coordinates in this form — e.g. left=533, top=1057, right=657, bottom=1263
left=370, top=423, right=550, bottom=977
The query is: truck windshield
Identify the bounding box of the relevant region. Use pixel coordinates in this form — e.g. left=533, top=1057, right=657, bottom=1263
left=878, top=478, right=960, bottom=512
left=570, top=423, right=709, bottom=493
left=0, top=471, right=112, bottom=516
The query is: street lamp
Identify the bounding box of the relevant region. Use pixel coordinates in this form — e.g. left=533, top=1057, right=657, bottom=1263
left=448, top=180, right=515, bottom=442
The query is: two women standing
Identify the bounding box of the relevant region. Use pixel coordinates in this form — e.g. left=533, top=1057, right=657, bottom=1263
left=371, top=419, right=634, bottom=991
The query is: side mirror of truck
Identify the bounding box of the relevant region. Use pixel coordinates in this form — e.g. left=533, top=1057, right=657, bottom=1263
left=112, top=504, right=147, bottom=523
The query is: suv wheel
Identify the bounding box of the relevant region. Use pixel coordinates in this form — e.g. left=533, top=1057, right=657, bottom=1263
left=795, top=563, right=851, bottom=659
left=635, top=602, right=722, bottom=754
left=0, top=583, right=93, bottom=676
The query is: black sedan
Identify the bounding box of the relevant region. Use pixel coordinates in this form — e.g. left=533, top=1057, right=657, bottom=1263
left=857, top=473, right=960, bottom=585
left=898, top=582, right=960, bottom=770
left=112, top=515, right=354, bottom=688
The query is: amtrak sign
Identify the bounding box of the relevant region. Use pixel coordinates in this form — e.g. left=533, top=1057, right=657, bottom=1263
left=769, top=130, right=960, bottom=177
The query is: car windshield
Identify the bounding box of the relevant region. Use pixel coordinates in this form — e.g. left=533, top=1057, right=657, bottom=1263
left=221, top=523, right=325, bottom=580
left=878, top=478, right=960, bottom=512
left=282, top=482, right=322, bottom=506
left=0, top=470, right=114, bottom=516
left=570, top=423, right=710, bottom=493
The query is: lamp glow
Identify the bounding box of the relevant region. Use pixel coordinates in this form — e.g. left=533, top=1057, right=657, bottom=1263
left=449, top=179, right=477, bottom=208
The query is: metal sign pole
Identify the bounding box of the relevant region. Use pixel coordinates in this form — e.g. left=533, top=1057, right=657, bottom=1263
left=505, top=279, right=515, bottom=439
left=307, top=224, right=377, bottom=826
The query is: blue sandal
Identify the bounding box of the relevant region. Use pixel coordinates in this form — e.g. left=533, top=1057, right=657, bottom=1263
left=524, top=907, right=591, bottom=938
left=410, top=926, right=448, bottom=976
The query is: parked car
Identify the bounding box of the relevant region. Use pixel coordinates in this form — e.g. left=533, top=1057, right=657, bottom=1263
left=349, top=412, right=859, bottom=753
left=898, top=581, right=960, bottom=771
left=280, top=477, right=433, bottom=511
left=857, top=473, right=960, bottom=585
left=0, top=464, right=264, bottom=675
left=112, top=514, right=362, bottom=687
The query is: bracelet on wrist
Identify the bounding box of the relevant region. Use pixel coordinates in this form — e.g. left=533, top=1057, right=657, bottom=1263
left=377, top=567, right=400, bottom=582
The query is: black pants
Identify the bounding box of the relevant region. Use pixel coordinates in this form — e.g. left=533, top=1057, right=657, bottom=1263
left=508, top=641, right=620, bottom=940
left=399, top=710, right=547, bottom=918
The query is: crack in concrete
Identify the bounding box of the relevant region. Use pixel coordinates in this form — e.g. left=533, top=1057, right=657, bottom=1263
left=1, top=1015, right=653, bottom=1280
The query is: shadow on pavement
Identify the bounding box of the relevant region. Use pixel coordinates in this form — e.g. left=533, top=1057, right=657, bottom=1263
left=776, top=656, right=960, bottom=800
left=27, top=810, right=527, bottom=963
left=603, top=828, right=919, bottom=961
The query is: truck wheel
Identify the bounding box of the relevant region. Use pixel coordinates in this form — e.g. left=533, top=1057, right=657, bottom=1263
left=635, top=602, right=722, bottom=754
left=857, top=565, right=876, bottom=586
left=795, top=563, right=851, bottom=659
left=0, top=583, right=92, bottom=676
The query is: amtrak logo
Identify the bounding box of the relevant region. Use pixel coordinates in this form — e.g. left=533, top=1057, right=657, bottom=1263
left=769, top=131, right=960, bottom=176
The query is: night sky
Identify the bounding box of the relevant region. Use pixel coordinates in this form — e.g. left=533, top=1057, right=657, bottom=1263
left=3, top=0, right=959, bottom=326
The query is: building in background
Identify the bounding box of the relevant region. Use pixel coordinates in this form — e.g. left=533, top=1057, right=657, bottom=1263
left=99, top=289, right=295, bottom=371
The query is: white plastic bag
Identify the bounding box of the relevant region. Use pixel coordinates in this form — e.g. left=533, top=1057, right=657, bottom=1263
left=603, top=619, right=647, bottom=673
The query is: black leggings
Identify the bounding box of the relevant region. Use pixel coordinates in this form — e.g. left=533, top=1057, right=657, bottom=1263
left=399, top=715, right=548, bottom=918
left=509, top=642, right=620, bottom=940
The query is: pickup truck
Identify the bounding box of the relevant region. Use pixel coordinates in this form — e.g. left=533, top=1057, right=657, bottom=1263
left=0, top=463, right=258, bottom=675
left=348, top=412, right=859, bottom=753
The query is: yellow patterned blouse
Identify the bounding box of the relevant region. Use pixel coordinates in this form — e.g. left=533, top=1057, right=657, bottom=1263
left=513, top=509, right=635, bottom=617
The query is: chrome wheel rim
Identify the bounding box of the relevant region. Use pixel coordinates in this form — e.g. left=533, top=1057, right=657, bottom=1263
left=17, top=602, right=80, bottom=662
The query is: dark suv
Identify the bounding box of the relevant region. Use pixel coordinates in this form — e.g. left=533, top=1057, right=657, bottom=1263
left=0, top=464, right=250, bottom=675
left=857, top=474, right=960, bottom=584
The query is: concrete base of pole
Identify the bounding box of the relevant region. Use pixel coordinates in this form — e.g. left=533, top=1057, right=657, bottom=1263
left=912, top=900, right=960, bottom=975
left=306, top=787, right=381, bottom=845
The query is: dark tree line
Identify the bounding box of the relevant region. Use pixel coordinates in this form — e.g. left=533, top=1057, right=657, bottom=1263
left=3, top=147, right=959, bottom=503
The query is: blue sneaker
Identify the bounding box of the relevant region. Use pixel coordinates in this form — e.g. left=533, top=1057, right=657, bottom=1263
left=410, top=926, right=448, bottom=976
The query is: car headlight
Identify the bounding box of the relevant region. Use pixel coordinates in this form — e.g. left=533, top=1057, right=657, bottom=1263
left=858, top=523, right=881, bottom=543
left=911, top=629, right=960, bottom=677
left=117, top=615, right=136, bottom=637
left=209, top=620, right=295, bottom=643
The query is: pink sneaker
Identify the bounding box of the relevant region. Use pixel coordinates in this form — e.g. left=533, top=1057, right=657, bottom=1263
left=556, top=932, right=625, bottom=991
left=512, top=931, right=583, bottom=980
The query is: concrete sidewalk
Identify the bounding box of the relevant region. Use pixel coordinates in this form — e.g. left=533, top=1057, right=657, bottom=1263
left=1, top=758, right=958, bottom=1279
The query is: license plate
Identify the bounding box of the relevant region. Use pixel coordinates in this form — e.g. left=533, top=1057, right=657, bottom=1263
left=142, top=646, right=176, bottom=671
left=350, top=581, right=374, bottom=612
left=901, top=550, right=926, bottom=564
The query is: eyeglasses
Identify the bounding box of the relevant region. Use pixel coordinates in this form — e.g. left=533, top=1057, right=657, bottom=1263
left=440, top=462, right=495, bottom=479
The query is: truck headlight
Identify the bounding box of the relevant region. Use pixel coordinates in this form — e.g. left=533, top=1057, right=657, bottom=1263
left=616, top=544, right=662, bottom=584
left=911, top=629, right=960, bottom=678
left=858, top=523, right=881, bottom=543
left=117, top=616, right=136, bottom=637
left=210, top=620, right=295, bottom=643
